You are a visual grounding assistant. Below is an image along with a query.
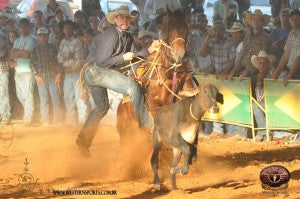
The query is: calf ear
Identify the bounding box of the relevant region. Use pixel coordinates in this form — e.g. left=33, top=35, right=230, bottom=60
left=179, top=87, right=200, bottom=97
left=216, top=92, right=224, bottom=104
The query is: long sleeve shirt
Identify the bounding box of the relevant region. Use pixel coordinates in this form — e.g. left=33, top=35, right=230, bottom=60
left=57, top=37, right=80, bottom=69
left=87, top=27, right=134, bottom=69
left=30, top=43, right=62, bottom=79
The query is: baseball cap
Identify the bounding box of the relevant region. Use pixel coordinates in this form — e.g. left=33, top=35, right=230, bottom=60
left=37, top=27, right=49, bottom=35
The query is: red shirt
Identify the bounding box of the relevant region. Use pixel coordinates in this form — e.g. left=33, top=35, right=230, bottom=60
left=0, top=0, right=10, bottom=10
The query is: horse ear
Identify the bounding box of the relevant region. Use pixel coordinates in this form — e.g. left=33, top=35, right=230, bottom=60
left=179, top=87, right=201, bottom=97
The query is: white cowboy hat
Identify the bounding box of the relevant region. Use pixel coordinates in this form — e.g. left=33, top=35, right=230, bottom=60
left=107, top=5, right=137, bottom=24
left=226, top=21, right=245, bottom=33
left=251, top=51, right=276, bottom=69
left=245, top=9, right=270, bottom=27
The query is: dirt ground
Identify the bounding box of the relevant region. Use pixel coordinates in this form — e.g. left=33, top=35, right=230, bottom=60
left=0, top=111, right=300, bottom=199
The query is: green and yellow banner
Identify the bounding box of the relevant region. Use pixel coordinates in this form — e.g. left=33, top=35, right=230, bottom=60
left=264, top=79, right=300, bottom=129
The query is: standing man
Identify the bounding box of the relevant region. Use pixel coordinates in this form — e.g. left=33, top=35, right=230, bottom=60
left=57, top=20, right=87, bottom=126
left=30, top=27, right=62, bottom=126
left=213, top=0, right=238, bottom=28
left=0, top=32, right=10, bottom=124
left=76, top=6, right=153, bottom=158
left=44, top=0, right=68, bottom=21
left=10, top=18, right=38, bottom=125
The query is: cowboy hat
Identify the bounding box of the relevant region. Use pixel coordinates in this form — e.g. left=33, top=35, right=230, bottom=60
left=107, top=5, right=137, bottom=24
left=251, top=51, right=276, bottom=69
left=226, top=21, right=245, bottom=33
left=245, top=9, right=270, bottom=27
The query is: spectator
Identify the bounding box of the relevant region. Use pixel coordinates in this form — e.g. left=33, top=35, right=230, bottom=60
left=10, top=18, right=39, bottom=126
left=290, top=0, right=300, bottom=10
left=30, top=27, right=62, bottom=126
left=74, top=10, right=87, bottom=29
left=48, top=19, right=64, bottom=50
left=270, top=8, right=292, bottom=64
left=57, top=20, right=87, bottom=125
left=235, top=0, right=250, bottom=20
left=33, top=10, right=47, bottom=35
left=82, top=0, right=102, bottom=21
left=0, top=31, right=10, bottom=124
left=226, top=21, right=246, bottom=56
left=144, top=0, right=182, bottom=31
left=228, top=9, right=272, bottom=80
left=213, top=0, right=238, bottom=28
left=250, top=51, right=276, bottom=141
left=6, top=18, right=17, bottom=31
left=199, top=21, right=238, bottom=138
left=97, top=17, right=113, bottom=34
left=186, top=13, right=212, bottom=72
left=270, top=0, right=289, bottom=19
left=131, top=0, right=150, bottom=28
left=242, top=10, right=252, bottom=30
left=0, top=12, right=9, bottom=35
left=88, top=17, right=100, bottom=35
left=55, top=8, right=65, bottom=23
left=44, top=0, right=67, bottom=21
left=272, top=9, right=300, bottom=85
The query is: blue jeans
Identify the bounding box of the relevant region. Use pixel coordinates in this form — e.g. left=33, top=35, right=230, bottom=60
left=213, top=122, right=248, bottom=137
left=15, top=72, right=34, bottom=123
left=77, top=65, right=153, bottom=148
left=37, top=77, right=62, bottom=124
left=0, top=71, right=10, bottom=121
left=63, top=72, right=88, bottom=125
left=253, top=102, right=266, bottom=136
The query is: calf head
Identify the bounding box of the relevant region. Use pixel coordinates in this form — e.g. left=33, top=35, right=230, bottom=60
left=179, top=83, right=223, bottom=114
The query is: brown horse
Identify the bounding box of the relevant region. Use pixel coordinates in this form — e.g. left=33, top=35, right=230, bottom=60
left=116, top=10, right=193, bottom=145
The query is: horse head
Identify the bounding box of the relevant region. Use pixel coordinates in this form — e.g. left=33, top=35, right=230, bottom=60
left=161, top=9, right=188, bottom=64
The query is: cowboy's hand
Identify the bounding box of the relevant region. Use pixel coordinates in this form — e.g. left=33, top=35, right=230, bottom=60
left=64, top=66, right=73, bottom=74
left=282, top=77, right=289, bottom=87
left=35, top=75, right=44, bottom=85
left=55, top=74, right=61, bottom=85
left=123, top=52, right=135, bottom=61
left=239, top=73, right=247, bottom=80
left=272, top=70, right=279, bottom=80
left=227, top=74, right=234, bottom=81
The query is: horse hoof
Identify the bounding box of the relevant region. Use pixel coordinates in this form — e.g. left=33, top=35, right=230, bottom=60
left=154, top=184, right=161, bottom=190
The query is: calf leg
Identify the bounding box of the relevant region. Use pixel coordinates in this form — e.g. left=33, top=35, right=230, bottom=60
left=169, top=148, right=182, bottom=190
left=174, top=134, right=191, bottom=176
left=189, top=131, right=199, bottom=164
left=150, top=129, right=161, bottom=190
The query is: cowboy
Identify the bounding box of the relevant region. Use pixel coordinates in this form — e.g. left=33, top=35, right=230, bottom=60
left=228, top=9, right=272, bottom=80
left=250, top=51, right=276, bottom=141
left=76, top=6, right=154, bottom=158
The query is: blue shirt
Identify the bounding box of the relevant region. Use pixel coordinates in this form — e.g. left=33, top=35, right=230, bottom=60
left=13, top=34, right=38, bottom=73
left=270, top=27, right=292, bottom=62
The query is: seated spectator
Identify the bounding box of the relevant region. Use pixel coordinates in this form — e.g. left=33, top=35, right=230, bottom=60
left=272, top=9, right=300, bottom=85
left=270, top=8, right=292, bottom=64
left=97, top=17, right=113, bottom=34
left=30, top=27, right=62, bottom=126
left=186, top=13, right=212, bottom=72
left=213, top=0, right=238, bottom=28
left=55, top=8, right=65, bottom=23
left=228, top=9, right=272, bottom=81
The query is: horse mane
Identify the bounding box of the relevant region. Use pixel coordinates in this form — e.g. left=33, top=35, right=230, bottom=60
left=161, top=9, right=187, bottom=42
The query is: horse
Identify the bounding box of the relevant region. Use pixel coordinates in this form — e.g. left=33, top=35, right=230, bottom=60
left=116, top=9, right=193, bottom=146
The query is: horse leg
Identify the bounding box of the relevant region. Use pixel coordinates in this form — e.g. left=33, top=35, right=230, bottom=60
left=169, top=147, right=182, bottom=190
left=151, top=127, right=161, bottom=190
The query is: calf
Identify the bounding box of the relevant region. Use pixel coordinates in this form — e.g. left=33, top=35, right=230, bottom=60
left=150, top=83, right=223, bottom=190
